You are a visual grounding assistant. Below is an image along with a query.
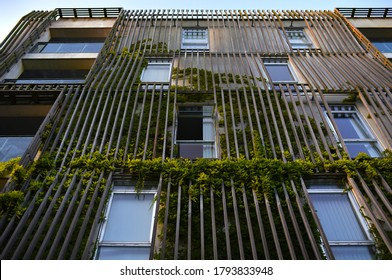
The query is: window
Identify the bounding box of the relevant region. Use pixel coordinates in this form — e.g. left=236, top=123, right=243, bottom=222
left=0, top=137, right=33, bottom=162
left=181, top=28, right=209, bottom=50
left=358, top=28, right=392, bottom=54
left=283, top=28, right=313, bottom=49
left=371, top=41, right=392, bottom=53
left=96, top=185, right=156, bottom=260
left=0, top=116, right=44, bottom=162
left=176, top=105, right=216, bottom=159
left=326, top=105, right=382, bottom=158
left=15, top=69, right=88, bottom=84
left=30, top=42, right=104, bottom=53
left=140, top=61, right=172, bottom=83
left=307, top=183, right=374, bottom=260
left=264, top=63, right=296, bottom=83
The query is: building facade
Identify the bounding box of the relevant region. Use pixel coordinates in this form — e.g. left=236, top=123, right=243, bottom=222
left=0, top=7, right=391, bottom=260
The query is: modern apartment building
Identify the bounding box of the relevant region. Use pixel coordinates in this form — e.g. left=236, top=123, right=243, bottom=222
left=0, top=7, right=391, bottom=260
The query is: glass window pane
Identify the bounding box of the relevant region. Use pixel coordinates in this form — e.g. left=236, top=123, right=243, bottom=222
left=372, top=42, right=392, bottom=53
left=346, top=142, right=380, bottom=158
left=98, top=246, right=150, bottom=260
left=265, top=64, right=295, bottom=82
left=202, top=144, right=215, bottom=158
left=0, top=137, right=33, bottom=162
left=40, top=42, right=103, bottom=53
left=331, top=246, right=374, bottom=260
left=286, top=29, right=313, bottom=48
left=102, top=193, right=155, bottom=242
left=308, top=184, right=340, bottom=190
left=334, top=117, right=368, bottom=139
left=57, top=43, right=84, bottom=53
left=30, top=43, right=46, bottom=53
left=309, top=193, right=368, bottom=241
left=182, top=29, right=209, bottom=49
left=203, top=117, right=215, bottom=141
left=179, top=143, right=204, bottom=159
left=15, top=79, right=84, bottom=84
left=41, top=43, right=61, bottom=53
left=83, top=42, right=103, bottom=52
left=141, top=64, right=170, bottom=82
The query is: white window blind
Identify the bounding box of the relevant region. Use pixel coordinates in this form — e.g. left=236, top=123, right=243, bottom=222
left=308, top=185, right=374, bottom=260
left=141, top=63, right=171, bottom=83
left=96, top=187, right=156, bottom=260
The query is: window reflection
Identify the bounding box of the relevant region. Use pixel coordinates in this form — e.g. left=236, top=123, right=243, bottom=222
left=31, top=41, right=104, bottom=53
left=265, top=64, right=296, bottom=82
left=329, top=105, right=382, bottom=158
left=0, top=137, right=33, bottom=162
left=308, top=184, right=375, bottom=260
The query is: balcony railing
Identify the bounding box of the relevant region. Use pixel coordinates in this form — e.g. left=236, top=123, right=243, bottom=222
left=57, top=7, right=122, bottom=18
left=337, top=8, right=391, bottom=18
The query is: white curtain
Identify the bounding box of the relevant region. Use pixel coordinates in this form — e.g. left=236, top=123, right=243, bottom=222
left=202, top=106, right=215, bottom=158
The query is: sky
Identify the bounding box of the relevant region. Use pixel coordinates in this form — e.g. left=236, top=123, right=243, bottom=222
left=0, top=0, right=390, bottom=43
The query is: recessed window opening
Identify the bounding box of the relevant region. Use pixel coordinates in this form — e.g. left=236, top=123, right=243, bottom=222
left=96, top=185, right=157, bottom=260
left=181, top=28, right=209, bottom=50
left=326, top=105, right=382, bottom=158
left=176, top=105, right=216, bottom=159
left=140, top=61, right=172, bottom=83
left=284, top=28, right=314, bottom=49
left=307, top=183, right=375, bottom=260
left=264, top=63, right=296, bottom=83
left=0, top=116, right=44, bottom=162
left=30, top=38, right=105, bottom=53
left=15, top=69, right=88, bottom=84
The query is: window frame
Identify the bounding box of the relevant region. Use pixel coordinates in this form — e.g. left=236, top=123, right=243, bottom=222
left=175, top=104, right=217, bottom=159
left=324, top=105, right=382, bottom=158
left=95, top=185, right=157, bottom=260
left=181, top=28, right=209, bottom=50
left=307, top=183, right=375, bottom=260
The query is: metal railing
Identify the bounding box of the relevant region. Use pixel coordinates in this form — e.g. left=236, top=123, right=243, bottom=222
left=336, top=8, right=391, bottom=18
left=57, top=7, right=122, bottom=18
left=334, top=8, right=392, bottom=70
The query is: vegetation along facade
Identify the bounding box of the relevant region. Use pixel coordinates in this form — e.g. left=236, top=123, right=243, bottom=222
left=0, top=7, right=391, bottom=260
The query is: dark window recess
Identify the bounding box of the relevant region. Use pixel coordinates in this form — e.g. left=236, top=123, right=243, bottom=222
left=0, top=117, right=44, bottom=135
left=177, top=110, right=203, bottom=140
left=176, top=106, right=216, bottom=159
left=18, top=69, right=89, bottom=80
left=177, top=106, right=205, bottom=159
left=49, top=38, right=105, bottom=43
